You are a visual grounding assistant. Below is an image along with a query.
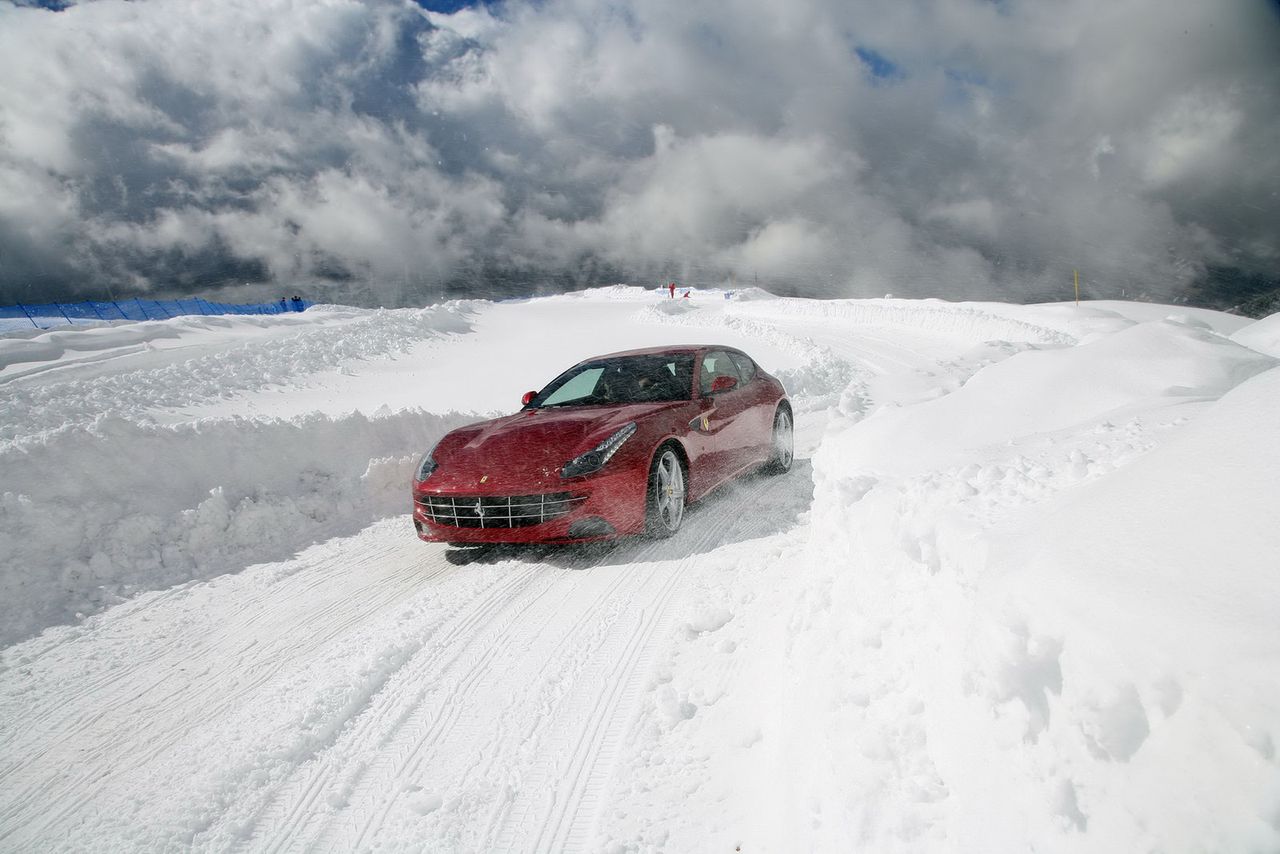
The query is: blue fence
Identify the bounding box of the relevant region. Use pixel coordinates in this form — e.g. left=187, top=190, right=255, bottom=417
left=0, top=297, right=313, bottom=331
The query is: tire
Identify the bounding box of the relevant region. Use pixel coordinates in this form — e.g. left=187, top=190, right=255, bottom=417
left=646, top=446, right=687, bottom=538
left=764, top=406, right=793, bottom=474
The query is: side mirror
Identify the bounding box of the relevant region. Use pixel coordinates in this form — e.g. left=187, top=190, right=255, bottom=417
left=522, top=390, right=538, bottom=406
left=709, top=375, right=737, bottom=394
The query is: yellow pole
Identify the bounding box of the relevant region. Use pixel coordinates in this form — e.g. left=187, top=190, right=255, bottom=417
left=1074, top=269, right=1079, bottom=306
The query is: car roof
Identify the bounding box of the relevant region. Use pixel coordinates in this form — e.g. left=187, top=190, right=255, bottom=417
left=582, top=344, right=742, bottom=361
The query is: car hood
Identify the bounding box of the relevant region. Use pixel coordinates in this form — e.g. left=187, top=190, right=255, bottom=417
left=425, top=403, right=674, bottom=492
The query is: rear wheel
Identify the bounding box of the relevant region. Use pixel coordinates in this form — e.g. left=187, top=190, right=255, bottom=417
left=646, top=446, right=686, bottom=537
left=764, top=406, right=793, bottom=474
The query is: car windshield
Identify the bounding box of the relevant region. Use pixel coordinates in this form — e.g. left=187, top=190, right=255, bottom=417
left=530, top=354, right=695, bottom=408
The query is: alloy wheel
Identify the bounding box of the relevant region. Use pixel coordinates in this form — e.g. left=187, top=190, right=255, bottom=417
left=650, top=449, right=685, bottom=535
left=771, top=408, right=793, bottom=473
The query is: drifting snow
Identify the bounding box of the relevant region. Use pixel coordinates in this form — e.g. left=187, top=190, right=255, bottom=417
left=1, top=288, right=1277, bottom=852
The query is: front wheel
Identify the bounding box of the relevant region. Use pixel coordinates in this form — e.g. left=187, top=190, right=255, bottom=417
left=764, top=406, right=793, bottom=474
left=646, top=447, right=686, bottom=537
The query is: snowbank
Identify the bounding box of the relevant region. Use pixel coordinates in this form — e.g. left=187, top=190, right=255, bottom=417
left=1232, top=311, right=1280, bottom=357
left=732, top=297, right=1080, bottom=346
left=0, top=408, right=477, bottom=646
left=828, top=317, right=1276, bottom=475
left=969, top=366, right=1280, bottom=850
left=0, top=302, right=480, bottom=645
left=782, top=315, right=1280, bottom=850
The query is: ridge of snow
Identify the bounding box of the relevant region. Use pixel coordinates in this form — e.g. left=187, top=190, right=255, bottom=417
left=1230, top=311, right=1280, bottom=357
left=732, top=297, right=1081, bottom=346
left=825, top=317, right=1276, bottom=476
left=0, top=408, right=476, bottom=646
left=0, top=302, right=478, bottom=446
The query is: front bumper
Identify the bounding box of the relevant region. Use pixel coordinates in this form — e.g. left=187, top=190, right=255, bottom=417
left=412, top=467, right=647, bottom=544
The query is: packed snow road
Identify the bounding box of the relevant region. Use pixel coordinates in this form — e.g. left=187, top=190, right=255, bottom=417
left=2, top=287, right=1279, bottom=852
left=0, top=471, right=808, bottom=853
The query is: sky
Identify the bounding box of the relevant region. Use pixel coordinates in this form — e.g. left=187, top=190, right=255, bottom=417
left=1, top=0, right=1278, bottom=308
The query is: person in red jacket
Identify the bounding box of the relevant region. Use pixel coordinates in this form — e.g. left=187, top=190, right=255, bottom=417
left=668, top=281, right=676, bottom=298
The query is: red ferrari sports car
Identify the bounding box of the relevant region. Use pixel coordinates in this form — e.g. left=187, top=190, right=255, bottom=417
left=412, top=345, right=792, bottom=544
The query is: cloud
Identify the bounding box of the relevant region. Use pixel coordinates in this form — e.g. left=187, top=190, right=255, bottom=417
left=0, top=0, right=1276, bottom=307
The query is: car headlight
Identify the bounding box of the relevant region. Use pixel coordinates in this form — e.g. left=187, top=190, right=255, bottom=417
left=561, top=422, right=637, bottom=479
left=415, top=448, right=439, bottom=482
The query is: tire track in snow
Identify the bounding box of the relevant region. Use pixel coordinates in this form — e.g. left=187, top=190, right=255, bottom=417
left=243, top=463, right=806, bottom=852
left=243, top=561, right=548, bottom=851
left=347, top=564, right=642, bottom=847
left=0, top=521, right=458, bottom=848
left=490, top=470, right=792, bottom=853
left=512, top=563, right=688, bottom=854
left=7, top=540, right=436, bottom=769
left=306, top=556, right=662, bottom=851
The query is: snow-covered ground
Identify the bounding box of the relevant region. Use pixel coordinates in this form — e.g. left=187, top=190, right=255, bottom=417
left=1, top=287, right=1277, bottom=852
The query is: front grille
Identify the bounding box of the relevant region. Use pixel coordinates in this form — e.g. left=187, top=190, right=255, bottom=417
left=416, top=492, right=586, bottom=529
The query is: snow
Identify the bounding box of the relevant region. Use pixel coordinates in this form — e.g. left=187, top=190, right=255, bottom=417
left=1232, top=310, right=1280, bottom=357
left=1, top=288, right=1277, bottom=852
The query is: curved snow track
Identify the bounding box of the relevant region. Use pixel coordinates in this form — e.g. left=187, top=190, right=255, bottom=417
left=4, top=289, right=1277, bottom=852
left=0, top=292, right=827, bottom=852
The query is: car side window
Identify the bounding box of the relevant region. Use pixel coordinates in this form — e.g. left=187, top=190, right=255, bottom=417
left=699, top=350, right=742, bottom=395
left=728, top=351, right=756, bottom=383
